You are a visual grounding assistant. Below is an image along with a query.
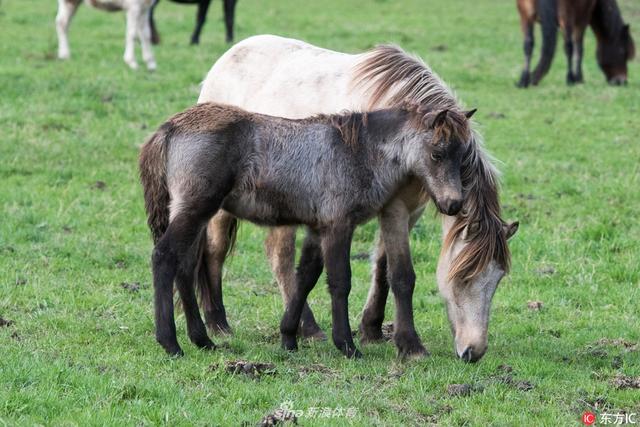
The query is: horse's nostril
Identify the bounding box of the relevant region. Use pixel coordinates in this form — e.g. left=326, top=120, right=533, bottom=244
left=460, top=347, right=473, bottom=363
left=447, top=199, right=462, bottom=216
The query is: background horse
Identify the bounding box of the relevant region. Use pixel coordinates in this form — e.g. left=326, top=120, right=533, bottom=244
left=140, top=102, right=471, bottom=358
left=197, top=35, right=518, bottom=362
left=517, top=0, right=635, bottom=86
left=56, top=0, right=157, bottom=70
left=149, top=0, right=237, bottom=45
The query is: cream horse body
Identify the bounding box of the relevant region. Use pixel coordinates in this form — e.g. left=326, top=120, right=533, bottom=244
left=56, top=0, right=157, bottom=70
left=197, top=35, right=517, bottom=362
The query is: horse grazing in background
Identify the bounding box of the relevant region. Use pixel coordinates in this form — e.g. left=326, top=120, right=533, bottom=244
left=196, top=36, right=518, bottom=363
left=140, top=102, right=473, bottom=358
left=149, top=0, right=237, bottom=45
left=517, top=0, right=635, bottom=87
left=56, top=0, right=157, bottom=71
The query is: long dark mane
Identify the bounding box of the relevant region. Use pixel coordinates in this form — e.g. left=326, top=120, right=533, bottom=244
left=352, top=45, right=510, bottom=281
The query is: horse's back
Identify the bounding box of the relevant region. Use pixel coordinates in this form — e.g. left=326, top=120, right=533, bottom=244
left=198, top=35, right=365, bottom=117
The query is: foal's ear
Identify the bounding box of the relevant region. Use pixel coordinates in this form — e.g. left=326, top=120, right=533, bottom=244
left=464, top=108, right=477, bottom=119
left=503, top=221, right=519, bottom=240
left=425, top=109, right=449, bottom=129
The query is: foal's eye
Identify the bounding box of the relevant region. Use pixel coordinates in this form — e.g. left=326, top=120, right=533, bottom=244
left=431, top=153, right=443, bottom=162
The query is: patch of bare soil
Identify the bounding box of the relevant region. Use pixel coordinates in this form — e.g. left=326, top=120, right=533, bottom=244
left=298, top=363, right=336, bottom=377
left=447, top=384, right=473, bottom=397
left=220, top=360, right=277, bottom=379
left=257, top=409, right=297, bottom=426
left=594, top=338, right=638, bottom=352
left=120, top=282, right=140, bottom=293
left=0, top=317, right=15, bottom=327
left=611, top=375, right=640, bottom=390
left=527, top=301, right=543, bottom=311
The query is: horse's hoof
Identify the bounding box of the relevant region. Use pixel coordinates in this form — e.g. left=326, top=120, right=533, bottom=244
left=192, top=335, right=216, bottom=350
left=281, top=334, right=298, bottom=352
left=398, top=345, right=430, bottom=361
left=126, top=61, right=139, bottom=70
left=165, top=346, right=184, bottom=358
left=359, top=324, right=384, bottom=344
left=146, top=62, right=157, bottom=72
left=58, top=52, right=70, bottom=60
left=345, top=347, right=363, bottom=359
left=209, top=320, right=232, bottom=336
left=300, top=325, right=327, bottom=341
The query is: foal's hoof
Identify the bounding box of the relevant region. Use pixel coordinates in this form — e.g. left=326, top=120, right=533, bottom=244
left=345, top=347, right=363, bottom=359
left=516, top=73, right=530, bottom=88
left=192, top=335, right=216, bottom=351
left=210, top=322, right=232, bottom=336
left=398, top=345, right=429, bottom=361
left=281, top=334, right=298, bottom=352
left=165, top=346, right=185, bottom=358
left=359, top=325, right=384, bottom=344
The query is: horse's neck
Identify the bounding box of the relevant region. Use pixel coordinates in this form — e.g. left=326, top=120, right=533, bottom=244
left=590, top=0, right=622, bottom=41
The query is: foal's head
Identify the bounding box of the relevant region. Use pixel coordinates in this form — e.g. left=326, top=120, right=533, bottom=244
left=403, top=105, right=476, bottom=216
left=597, top=23, right=635, bottom=85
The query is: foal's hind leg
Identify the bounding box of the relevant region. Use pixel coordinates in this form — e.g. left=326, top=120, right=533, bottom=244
left=223, top=0, right=237, bottom=43
left=201, top=211, right=236, bottom=334
left=191, top=0, right=212, bottom=45
left=265, top=227, right=326, bottom=340
left=280, top=231, right=324, bottom=352
left=56, top=0, right=81, bottom=60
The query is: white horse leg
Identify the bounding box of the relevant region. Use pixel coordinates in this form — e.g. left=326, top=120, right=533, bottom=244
left=56, top=0, right=80, bottom=60
left=136, top=8, right=157, bottom=71
left=124, top=6, right=140, bottom=69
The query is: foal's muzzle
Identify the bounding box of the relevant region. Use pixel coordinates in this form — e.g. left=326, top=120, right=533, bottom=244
left=608, top=75, right=628, bottom=86
left=440, top=198, right=463, bottom=216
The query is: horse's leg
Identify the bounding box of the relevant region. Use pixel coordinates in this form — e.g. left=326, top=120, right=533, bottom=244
left=56, top=0, right=81, bottom=60
left=174, top=228, right=215, bottom=350
left=359, top=236, right=389, bottom=343
left=136, top=6, right=157, bottom=71
left=149, top=0, right=160, bottom=45
left=222, top=0, right=237, bottom=43
left=201, top=211, right=236, bottom=334
left=360, top=206, right=425, bottom=344
left=380, top=205, right=427, bottom=360
left=563, top=26, right=576, bottom=84
left=279, top=231, right=324, bottom=352
left=572, top=27, right=586, bottom=84
left=321, top=226, right=360, bottom=358
left=517, top=18, right=535, bottom=88
left=265, top=227, right=325, bottom=340
left=124, top=5, right=140, bottom=69
left=190, top=0, right=212, bottom=45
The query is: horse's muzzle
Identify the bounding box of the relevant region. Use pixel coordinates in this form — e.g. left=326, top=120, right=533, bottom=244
left=608, top=75, right=628, bottom=86
left=440, top=198, right=463, bottom=216
left=458, top=345, right=486, bottom=363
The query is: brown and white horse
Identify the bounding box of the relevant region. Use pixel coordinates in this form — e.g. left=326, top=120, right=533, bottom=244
left=195, top=35, right=518, bottom=362
left=56, top=0, right=157, bottom=70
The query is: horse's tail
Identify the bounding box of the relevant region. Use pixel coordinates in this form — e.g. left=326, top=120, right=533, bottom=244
left=149, top=0, right=160, bottom=45
left=139, top=124, right=171, bottom=244
left=531, top=0, right=558, bottom=84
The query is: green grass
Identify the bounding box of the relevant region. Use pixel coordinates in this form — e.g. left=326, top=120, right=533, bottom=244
left=1, top=0, right=639, bottom=425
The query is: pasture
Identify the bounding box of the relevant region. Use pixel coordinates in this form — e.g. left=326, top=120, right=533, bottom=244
left=1, top=0, right=639, bottom=425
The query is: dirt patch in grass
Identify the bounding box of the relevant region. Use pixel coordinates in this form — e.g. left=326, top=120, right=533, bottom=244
left=0, top=317, right=15, bottom=327
left=611, top=375, right=640, bottom=390
left=447, top=384, right=474, bottom=397
left=527, top=301, right=543, bottom=311
left=218, top=360, right=277, bottom=379
left=257, top=409, right=297, bottom=426
left=120, top=282, right=140, bottom=293
left=593, top=338, right=638, bottom=352
left=298, top=363, right=337, bottom=377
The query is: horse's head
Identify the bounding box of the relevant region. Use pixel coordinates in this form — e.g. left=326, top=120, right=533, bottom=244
left=405, top=107, right=476, bottom=216
left=597, top=24, right=635, bottom=85
left=437, top=217, right=518, bottom=363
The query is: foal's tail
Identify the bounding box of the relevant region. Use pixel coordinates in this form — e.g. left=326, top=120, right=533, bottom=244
left=139, top=124, right=171, bottom=244
left=531, top=0, right=558, bottom=84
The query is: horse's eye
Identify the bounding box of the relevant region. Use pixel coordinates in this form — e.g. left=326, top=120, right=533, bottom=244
left=431, top=153, right=443, bottom=162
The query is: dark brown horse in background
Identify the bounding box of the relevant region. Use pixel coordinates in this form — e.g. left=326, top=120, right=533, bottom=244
left=517, top=0, right=635, bottom=86
left=149, top=0, right=237, bottom=45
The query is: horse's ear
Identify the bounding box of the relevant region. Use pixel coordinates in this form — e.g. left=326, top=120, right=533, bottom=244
left=503, top=221, right=519, bottom=240
left=425, top=109, right=449, bottom=129
left=464, top=109, right=477, bottom=119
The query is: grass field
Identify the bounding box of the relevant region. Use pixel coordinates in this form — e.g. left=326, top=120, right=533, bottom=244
left=1, top=0, right=639, bottom=425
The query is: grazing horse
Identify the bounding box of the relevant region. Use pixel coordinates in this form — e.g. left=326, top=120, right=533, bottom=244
left=517, top=0, right=635, bottom=87
left=196, top=36, right=518, bottom=362
left=56, top=0, right=157, bottom=71
left=148, top=0, right=237, bottom=45
left=140, top=102, right=473, bottom=358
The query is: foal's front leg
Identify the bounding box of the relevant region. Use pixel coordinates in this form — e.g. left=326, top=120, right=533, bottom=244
left=136, top=7, right=157, bottom=71
left=279, top=231, right=324, bottom=351
left=379, top=206, right=427, bottom=360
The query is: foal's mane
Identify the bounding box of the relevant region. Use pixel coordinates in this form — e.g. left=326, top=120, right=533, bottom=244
left=353, top=44, right=510, bottom=282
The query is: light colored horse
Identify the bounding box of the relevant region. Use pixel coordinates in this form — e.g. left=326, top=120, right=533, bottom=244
left=56, top=0, right=157, bottom=70
left=197, top=35, right=518, bottom=362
